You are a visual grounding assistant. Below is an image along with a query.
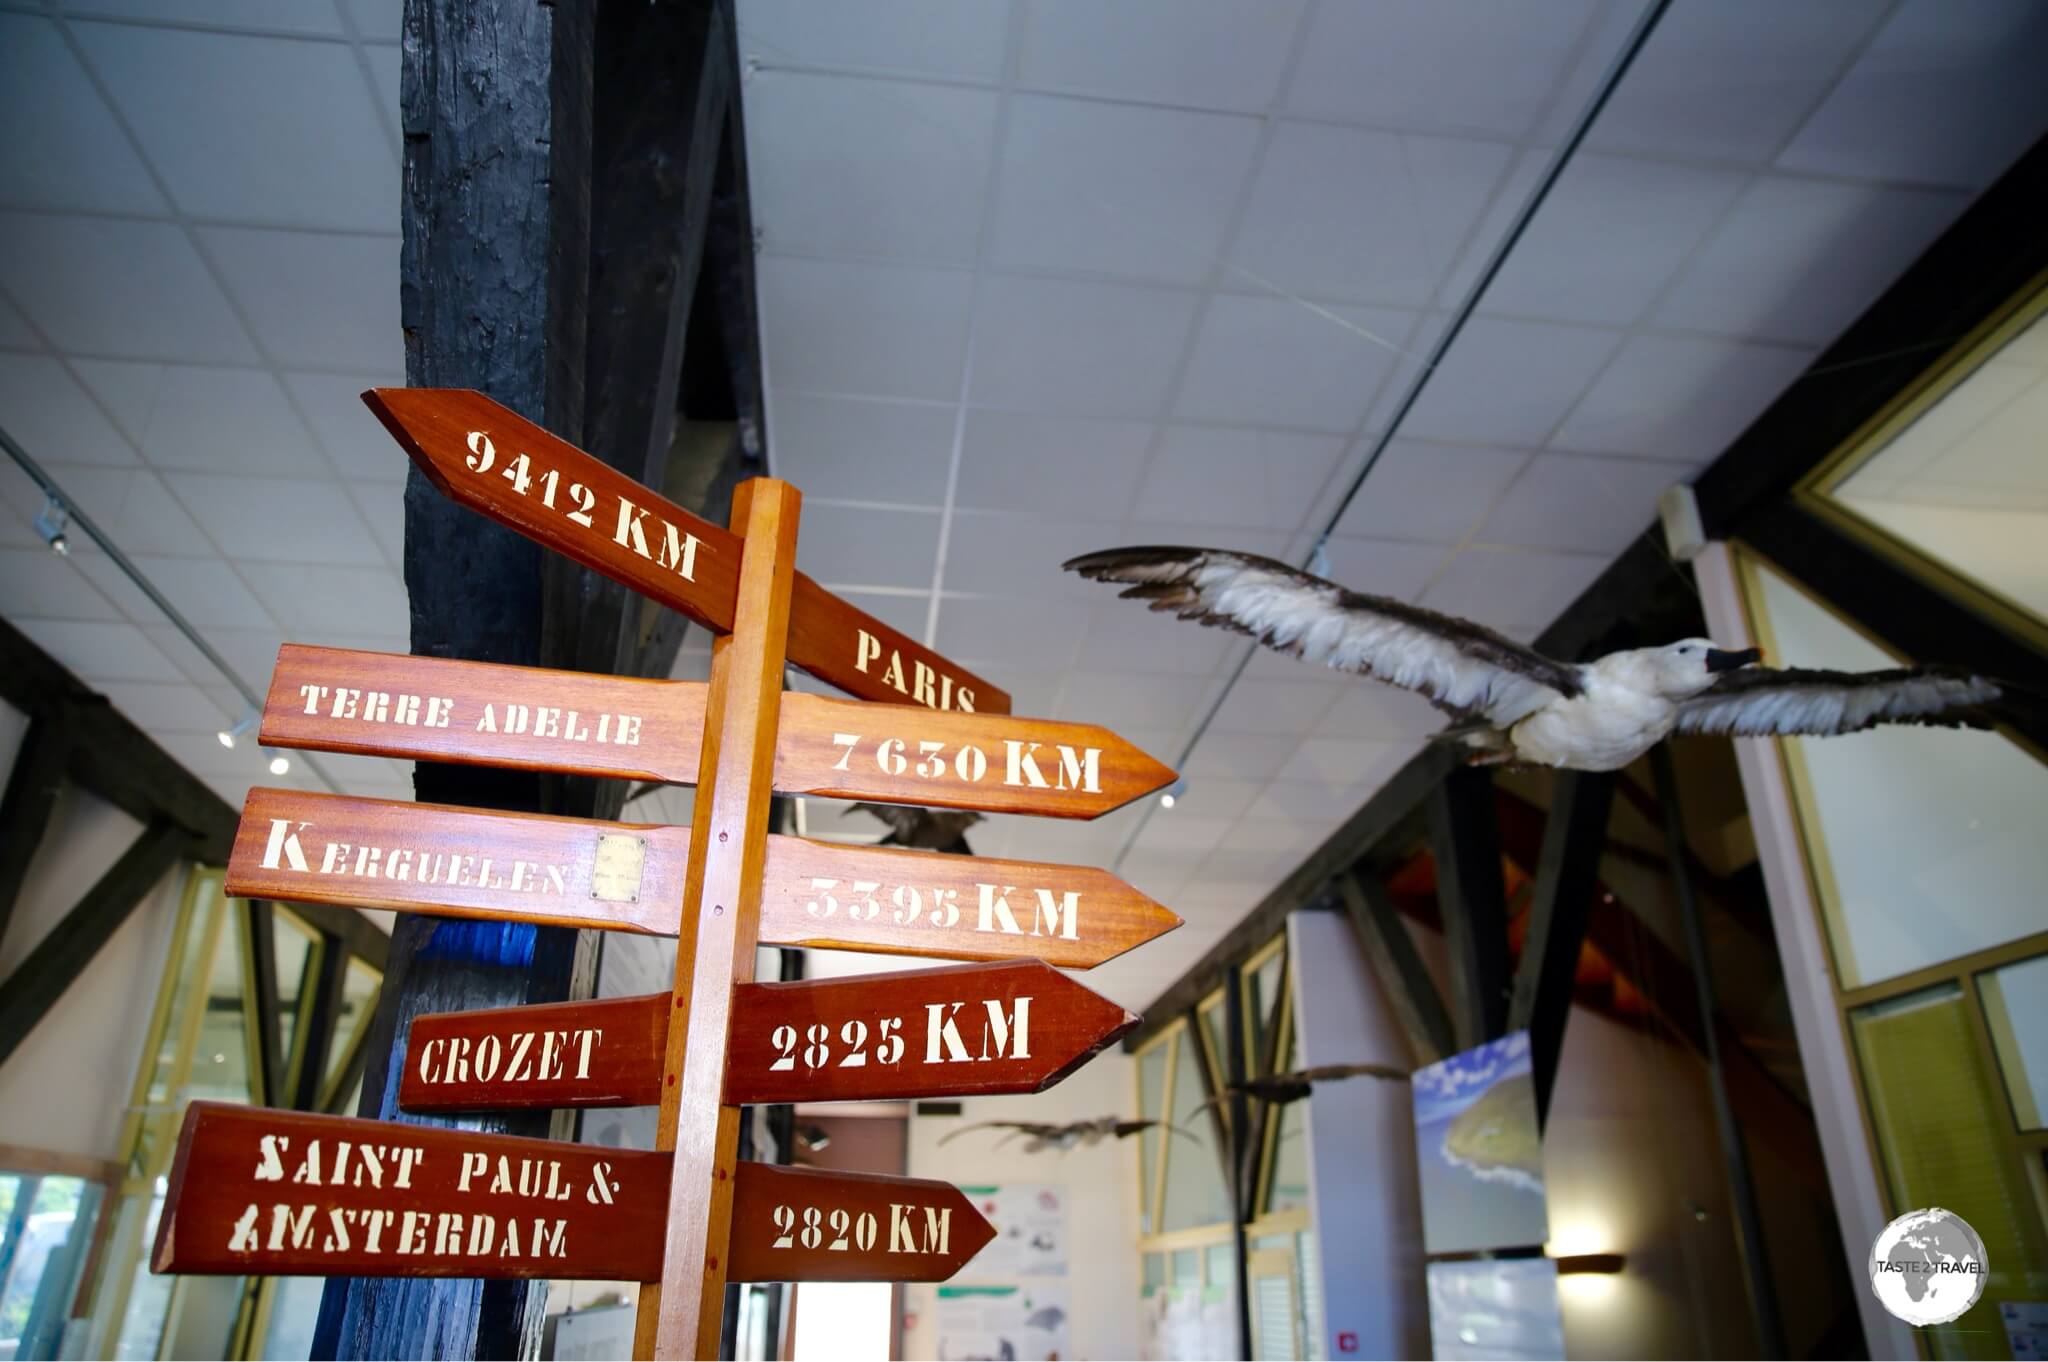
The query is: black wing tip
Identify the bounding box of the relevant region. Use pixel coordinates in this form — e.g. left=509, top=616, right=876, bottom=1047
left=1061, top=545, right=1209, bottom=578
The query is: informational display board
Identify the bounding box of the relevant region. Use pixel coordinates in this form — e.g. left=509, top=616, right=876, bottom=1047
left=956, top=1184, right=1068, bottom=1279
left=933, top=1283, right=1070, bottom=1362
left=1425, top=1258, right=1565, bottom=1361
left=1411, top=1031, right=1549, bottom=1255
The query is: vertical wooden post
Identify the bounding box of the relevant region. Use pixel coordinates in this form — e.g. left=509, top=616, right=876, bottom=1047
left=634, top=478, right=800, bottom=1359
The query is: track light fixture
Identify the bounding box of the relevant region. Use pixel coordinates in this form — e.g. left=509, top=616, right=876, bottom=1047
left=218, top=708, right=257, bottom=750
left=267, top=751, right=291, bottom=776
left=34, top=492, right=69, bottom=556
left=1159, top=778, right=1188, bottom=809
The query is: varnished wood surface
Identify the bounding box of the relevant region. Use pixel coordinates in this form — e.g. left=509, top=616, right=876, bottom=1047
left=151, top=1102, right=671, bottom=1280
left=725, top=1163, right=995, bottom=1284
left=758, top=836, right=1182, bottom=969
left=225, top=788, right=689, bottom=936
left=151, top=1103, right=991, bottom=1286
left=261, top=644, right=703, bottom=783
left=637, top=477, right=798, bottom=1360
left=366, top=388, right=1009, bottom=714
left=262, top=646, right=1173, bottom=820
left=396, top=961, right=1138, bottom=1111
left=222, top=788, right=1182, bottom=967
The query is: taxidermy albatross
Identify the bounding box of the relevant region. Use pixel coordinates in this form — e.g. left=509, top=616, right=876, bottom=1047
left=1064, top=547, right=2008, bottom=772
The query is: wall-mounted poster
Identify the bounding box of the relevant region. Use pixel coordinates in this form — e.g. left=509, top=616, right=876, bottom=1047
left=1412, top=1030, right=1548, bottom=1254
left=1426, top=1258, right=1566, bottom=1361
left=957, top=1184, right=1067, bottom=1278
left=934, top=1283, right=1069, bottom=1361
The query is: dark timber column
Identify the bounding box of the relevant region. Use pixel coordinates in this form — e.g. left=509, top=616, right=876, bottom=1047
left=312, top=2, right=595, bottom=1358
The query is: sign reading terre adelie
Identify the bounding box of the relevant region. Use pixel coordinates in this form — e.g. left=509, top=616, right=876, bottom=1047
left=157, top=387, right=1182, bottom=1361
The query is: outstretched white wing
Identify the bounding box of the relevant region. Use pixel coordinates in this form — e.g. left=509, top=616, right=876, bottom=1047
left=1065, top=546, right=1581, bottom=727
left=1673, top=666, right=2001, bottom=738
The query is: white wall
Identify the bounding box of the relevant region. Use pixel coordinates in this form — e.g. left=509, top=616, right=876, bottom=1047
left=1289, top=910, right=1429, bottom=1360
left=903, top=1044, right=1140, bottom=1361
left=0, top=701, right=188, bottom=1161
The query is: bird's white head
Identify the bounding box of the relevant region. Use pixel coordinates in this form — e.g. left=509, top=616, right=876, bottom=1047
left=1642, top=638, right=1763, bottom=696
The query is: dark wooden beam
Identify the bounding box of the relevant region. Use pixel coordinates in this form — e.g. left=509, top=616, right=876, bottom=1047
left=0, top=718, right=69, bottom=953
left=1505, top=771, right=1615, bottom=1123
left=1239, top=957, right=1290, bottom=1223
left=315, top=0, right=599, bottom=1355
left=281, top=898, right=391, bottom=972
left=1128, top=744, right=1457, bottom=1048
left=1219, top=975, right=1253, bottom=1361
left=1337, top=871, right=1455, bottom=1065
left=1428, top=767, right=1509, bottom=1048
left=291, top=928, right=351, bottom=1111
left=0, top=820, right=188, bottom=1071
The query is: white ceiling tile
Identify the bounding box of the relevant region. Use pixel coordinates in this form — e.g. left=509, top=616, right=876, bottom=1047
left=1207, top=676, right=1343, bottom=735
left=970, top=275, right=1200, bottom=416
left=0, top=213, right=256, bottom=363
left=16, top=617, right=185, bottom=682
left=242, top=562, right=404, bottom=636
left=1231, top=125, right=1511, bottom=308
left=1319, top=536, right=1451, bottom=602
left=1070, top=599, right=1237, bottom=676
left=200, top=227, right=401, bottom=371
left=1195, top=843, right=1299, bottom=886
left=1274, top=734, right=1416, bottom=788
left=1285, top=0, right=1598, bottom=138
left=0, top=353, right=137, bottom=468
left=163, top=472, right=381, bottom=564
left=796, top=503, right=940, bottom=588
left=97, top=680, right=237, bottom=734
left=0, top=16, right=167, bottom=215
left=737, top=0, right=1009, bottom=82
left=1552, top=333, right=1817, bottom=464
left=283, top=372, right=407, bottom=480
left=363, top=39, right=398, bottom=130
left=1176, top=296, right=1415, bottom=432
left=991, top=96, right=1262, bottom=285
left=938, top=509, right=1125, bottom=600
left=64, top=2, right=348, bottom=35
left=1159, top=776, right=1262, bottom=821
left=1180, top=729, right=1297, bottom=781
left=1401, top=317, right=1620, bottom=446
left=139, top=620, right=222, bottom=686
left=964, top=671, right=1066, bottom=719
left=1477, top=453, right=1678, bottom=555
left=1333, top=439, right=1527, bottom=543
left=1248, top=777, right=1354, bottom=823
left=51, top=465, right=216, bottom=556
left=344, top=476, right=403, bottom=566
left=1134, top=814, right=1235, bottom=854
left=1053, top=669, right=1217, bottom=733
left=157, top=727, right=272, bottom=780
left=748, top=72, right=996, bottom=264
left=0, top=295, right=35, bottom=349
left=1128, top=426, right=1343, bottom=531
left=954, top=410, right=1151, bottom=517
left=1019, top=0, right=1306, bottom=110
left=1110, top=522, right=1292, bottom=566
left=123, top=553, right=277, bottom=630
left=760, top=256, right=973, bottom=401
left=1479, top=155, right=1747, bottom=328
left=1438, top=149, right=1542, bottom=305
left=72, top=360, right=330, bottom=478
left=1777, top=0, right=2048, bottom=190
left=1651, top=176, right=1970, bottom=346
left=1314, top=684, right=1443, bottom=742
left=76, top=22, right=395, bottom=231
left=1588, top=0, right=1891, bottom=164
left=933, top=596, right=1092, bottom=670
left=770, top=394, right=957, bottom=506
left=346, top=0, right=402, bottom=42
left=0, top=547, right=126, bottom=621
left=1419, top=545, right=1609, bottom=633
left=65, top=550, right=156, bottom=621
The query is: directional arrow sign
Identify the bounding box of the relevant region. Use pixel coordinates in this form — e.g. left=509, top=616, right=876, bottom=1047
left=261, top=646, right=1174, bottom=819
left=152, top=1103, right=990, bottom=1283
left=364, top=387, right=1010, bottom=715
left=399, top=961, right=1137, bottom=1112
left=227, top=790, right=1181, bottom=968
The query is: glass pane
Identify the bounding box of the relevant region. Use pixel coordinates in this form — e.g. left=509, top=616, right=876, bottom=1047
left=1825, top=301, right=2048, bottom=629
left=1246, top=947, right=1284, bottom=1071
left=1979, top=953, right=2048, bottom=1128
left=272, top=908, right=321, bottom=1086
left=1851, top=983, right=2048, bottom=1360
left=1200, top=998, right=1229, bottom=1087
left=1163, top=1031, right=1232, bottom=1232
left=261, top=1276, right=325, bottom=1360
left=1743, top=558, right=2048, bottom=987
left=1204, top=1241, right=1234, bottom=1290
left=1, top=1176, right=102, bottom=1362
left=1137, top=1041, right=1168, bottom=1236
left=1267, top=1033, right=1310, bottom=1216
left=1296, top=1230, right=1325, bottom=1362
left=1172, top=1248, right=1200, bottom=1285
left=190, top=909, right=255, bottom=1105
left=1143, top=1252, right=1166, bottom=1291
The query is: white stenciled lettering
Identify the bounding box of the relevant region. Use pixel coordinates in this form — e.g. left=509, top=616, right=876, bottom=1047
left=261, top=820, right=310, bottom=873
left=979, top=996, right=1030, bottom=1061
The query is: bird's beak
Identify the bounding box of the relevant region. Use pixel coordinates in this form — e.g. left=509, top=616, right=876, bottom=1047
left=1705, top=646, right=1762, bottom=673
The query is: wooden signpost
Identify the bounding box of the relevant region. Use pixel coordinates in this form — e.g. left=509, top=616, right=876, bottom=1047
left=154, top=389, right=1184, bottom=1359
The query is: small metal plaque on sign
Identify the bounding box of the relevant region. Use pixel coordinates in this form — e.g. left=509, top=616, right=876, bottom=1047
left=591, top=834, right=646, bottom=904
